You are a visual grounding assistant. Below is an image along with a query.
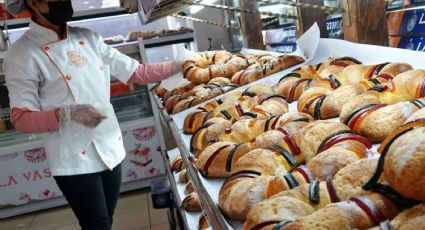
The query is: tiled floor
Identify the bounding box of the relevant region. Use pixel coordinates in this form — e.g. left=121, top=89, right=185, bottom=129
left=0, top=189, right=170, bottom=230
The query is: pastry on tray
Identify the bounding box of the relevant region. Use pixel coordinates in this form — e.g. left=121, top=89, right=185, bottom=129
left=183, top=85, right=280, bottom=134
left=155, top=50, right=302, bottom=114
left=178, top=169, right=189, bottom=183
left=275, top=193, right=399, bottom=230
left=170, top=155, right=185, bottom=172
left=162, top=56, right=425, bottom=227
left=241, top=158, right=387, bottom=228
left=160, top=27, right=192, bottom=36
left=157, top=77, right=239, bottom=114
left=182, top=192, right=202, bottom=212
left=198, top=212, right=210, bottom=229
left=363, top=111, right=425, bottom=201
left=217, top=121, right=373, bottom=220
left=127, top=30, right=158, bottom=41
left=103, top=35, right=124, bottom=44
left=366, top=203, right=425, bottom=230
left=230, top=54, right=304, bottom=86
left=185, top=181, right=195, bottom=195
left=182, top=51, right=250, bottom=83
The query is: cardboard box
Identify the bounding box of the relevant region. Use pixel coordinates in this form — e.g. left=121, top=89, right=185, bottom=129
left=389, top=36, right=425, bottom=51
left=387, top=7, right=425, bottom=35
left=326, top=14, right=344, bottom=39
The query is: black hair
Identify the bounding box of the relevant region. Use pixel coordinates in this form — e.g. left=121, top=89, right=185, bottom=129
left=24, top=0, right=35, bottom=13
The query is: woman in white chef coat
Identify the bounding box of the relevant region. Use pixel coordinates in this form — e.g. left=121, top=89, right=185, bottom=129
left=4, top=0, right=180, bottom=229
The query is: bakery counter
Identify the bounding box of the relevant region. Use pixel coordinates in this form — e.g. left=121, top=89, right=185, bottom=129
left=159, top=38, right=425, bottom=229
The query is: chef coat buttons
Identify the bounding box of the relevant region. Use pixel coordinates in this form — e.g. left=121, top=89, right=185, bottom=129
left=43, top=45, right=50, bottom=52
left=99, top=65, right=104, bottom=71
left=81, top=150, right=86, bottom=155
left=65, top=75, right=72, bottom=81
left=79, top=41, right=85, bottom=45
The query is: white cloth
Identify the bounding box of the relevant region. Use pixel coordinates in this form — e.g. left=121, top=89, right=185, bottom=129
left=4, top=20, right=139, bottom=176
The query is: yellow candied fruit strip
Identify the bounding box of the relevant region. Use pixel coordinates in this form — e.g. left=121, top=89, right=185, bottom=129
left=377, top=120, right=425, bottom=153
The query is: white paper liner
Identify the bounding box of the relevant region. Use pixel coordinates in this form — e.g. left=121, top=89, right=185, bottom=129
left=296, top=22, right=321, bottom=62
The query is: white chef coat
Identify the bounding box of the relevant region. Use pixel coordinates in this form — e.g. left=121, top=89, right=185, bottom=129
left=4, top=20, right=139, bottom=176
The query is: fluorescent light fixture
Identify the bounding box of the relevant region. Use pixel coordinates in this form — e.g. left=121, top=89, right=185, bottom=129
left=189, top=0, right=218, bottom=14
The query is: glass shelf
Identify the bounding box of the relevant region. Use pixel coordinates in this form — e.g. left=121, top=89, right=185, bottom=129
left=0, top=129, right=40, bottom=148
left=0, top=85, right=153, bottom=148
left=110, top=85, right=153, bottom=123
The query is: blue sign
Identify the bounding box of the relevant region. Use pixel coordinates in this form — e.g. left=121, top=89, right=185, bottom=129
left=388, top=8, right=425, bottom=35
left=391, top=36, right=425, bottom=52
left=326, top=14, right=344, bottom=39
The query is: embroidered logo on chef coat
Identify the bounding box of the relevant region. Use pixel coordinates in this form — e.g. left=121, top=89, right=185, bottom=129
left=67, top=51, right=87, bottom=67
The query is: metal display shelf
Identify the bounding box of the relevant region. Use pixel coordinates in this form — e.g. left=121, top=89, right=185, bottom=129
left=112, top=32, right=195, bottom=49
left=165, top=148, right=202, bottom=230
left=167, top=120, right=230, bottom=229
left=148, top=89, right=230, bottom=229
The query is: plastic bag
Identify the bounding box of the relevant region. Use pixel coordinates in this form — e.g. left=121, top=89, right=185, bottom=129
left=159, top=46, right=197, bottom=90
left=59, top=103, right=107, bottom=155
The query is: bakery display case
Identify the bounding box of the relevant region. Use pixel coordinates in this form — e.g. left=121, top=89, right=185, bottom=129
left=155, top=36, right=425, bottom=230
left=144, top=1, right=425, bottom=229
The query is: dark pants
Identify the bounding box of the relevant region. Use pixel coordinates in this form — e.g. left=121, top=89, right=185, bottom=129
left=54, top=163, right=122, bottom=230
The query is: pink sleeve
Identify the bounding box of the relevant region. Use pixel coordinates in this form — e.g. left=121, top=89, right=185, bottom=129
left=128, top=62, right=172, bottom=84
left=11, top=108, right=59, bottom=133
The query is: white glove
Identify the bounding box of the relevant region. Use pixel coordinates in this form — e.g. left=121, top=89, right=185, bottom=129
left=170, top=60, right=185, bottom=76
left=59, top=104, right=107, bottom=129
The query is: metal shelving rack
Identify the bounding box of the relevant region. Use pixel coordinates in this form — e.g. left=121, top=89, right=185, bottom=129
left=148, top=88, right=225, bottom=229
left=135, top=34, right=200, bottom=229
